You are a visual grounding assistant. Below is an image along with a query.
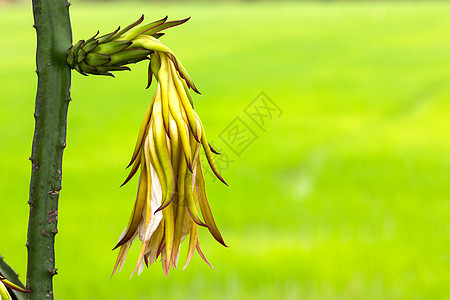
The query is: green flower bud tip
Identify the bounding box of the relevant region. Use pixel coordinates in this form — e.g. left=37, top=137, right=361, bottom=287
left=67, top=15, right=190, bottom=78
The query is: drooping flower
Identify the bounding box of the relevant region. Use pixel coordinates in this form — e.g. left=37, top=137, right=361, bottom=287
left=0, top=275, right=30, bottom=299
left=112, top=45, right=228, bottom=277
left=67, top=16, right=228, bottom=276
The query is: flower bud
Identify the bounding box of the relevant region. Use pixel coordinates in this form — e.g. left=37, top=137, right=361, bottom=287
left=67, top=15, right=190, bottom=78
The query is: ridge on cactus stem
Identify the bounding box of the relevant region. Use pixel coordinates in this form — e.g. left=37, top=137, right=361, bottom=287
left=66, top=15, right=227, bottom=277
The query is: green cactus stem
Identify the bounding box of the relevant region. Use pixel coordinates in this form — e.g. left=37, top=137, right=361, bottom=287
left=27, top=0, right=72, bottom=299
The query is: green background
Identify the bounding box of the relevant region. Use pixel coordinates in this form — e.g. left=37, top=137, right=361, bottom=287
left=1, top=1, right=449, bottom=299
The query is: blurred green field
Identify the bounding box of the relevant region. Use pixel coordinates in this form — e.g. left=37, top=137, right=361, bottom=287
left=1, top=1, right=449, bottom=299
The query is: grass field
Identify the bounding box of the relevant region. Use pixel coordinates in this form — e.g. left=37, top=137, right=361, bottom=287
left=0, top=1, right=449, bottom=299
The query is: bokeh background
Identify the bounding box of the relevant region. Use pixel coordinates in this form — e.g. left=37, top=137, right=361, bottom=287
left=1, top=0, right=449, bottom=299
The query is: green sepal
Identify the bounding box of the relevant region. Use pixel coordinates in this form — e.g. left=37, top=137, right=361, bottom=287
left=152, top=33, right=165, bottom=39
left=95, top=40, right=132, bottom=55
left=141, top=18, right=190, bottom=37
left=79, top=62, right=130, bottom=77
left=74, top=63, right=87, bottom=75
left=85, top=31, right=99, bottom=44
left=67, top=39, right=83, bottom=66
left=146, top=61, right=153, bottom=89
left=72, top=39, right=84, bottom=50
left=94, top=65, right=131, bottom=75
left=85, top=53, right=111, bottom=66
left=67, top=51, right=75, bottom=66
left=123, top=16, right=168, bottom=41
left=97, top=27, right=120, bottom=43
left=76, top=49, right=87, bottom=64
left=79, top=61, right=97, bottom=74
left=83, top=40, right=99, bottom=53
left=109, top=48, right=151, bottom=66
left=110, top=15, right=144, bottom=41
